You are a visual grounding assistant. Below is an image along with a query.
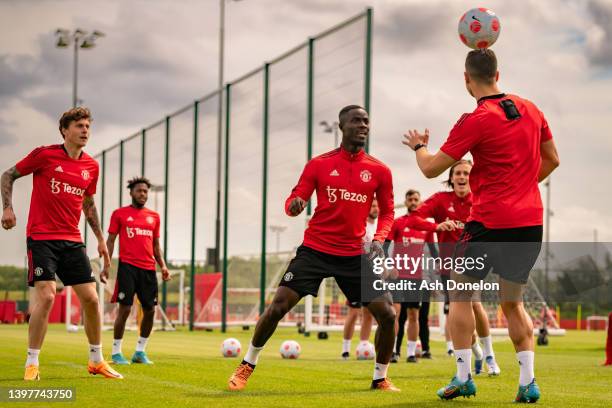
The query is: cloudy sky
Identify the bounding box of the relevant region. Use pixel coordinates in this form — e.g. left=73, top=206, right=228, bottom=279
left=1, top=0, right=611, bottom=266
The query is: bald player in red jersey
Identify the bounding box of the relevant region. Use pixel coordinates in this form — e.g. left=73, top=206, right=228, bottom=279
left=408, top=160, right=501, bottom=375
left=228, top=105, right=399, bottom=392
left=105, top=176, right=170, bottom=366
left=403, top=49, right=559, bottom=401
left=1, top=107, right=122, bottom=381
left=386, top=189, right=438, bottom=363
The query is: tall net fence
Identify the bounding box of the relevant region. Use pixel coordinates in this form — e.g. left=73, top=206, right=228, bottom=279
left=85, top=9, right=372, bottom=330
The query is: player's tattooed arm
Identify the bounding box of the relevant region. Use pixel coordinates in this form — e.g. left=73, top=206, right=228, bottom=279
left=82, top=195, right=104, bottom=239
left=1, top=166, right=22, bottom=210
left=1, top=167, right=22, bottom=230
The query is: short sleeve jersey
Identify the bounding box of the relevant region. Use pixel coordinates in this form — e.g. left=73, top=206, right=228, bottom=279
left=440, top=94, right=553, bottom=228
left=108, top=206, right=160, bottom=270
left=16, top=144, right=99, bottom=242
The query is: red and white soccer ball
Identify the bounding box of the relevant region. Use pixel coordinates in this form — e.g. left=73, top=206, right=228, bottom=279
left=458, top=7, right=501, bottom=50
left=221, top=338, right=241, bottom=358
left=355, top=341, right=376, bottom=360
left=280, top=340, right=301, bottom=359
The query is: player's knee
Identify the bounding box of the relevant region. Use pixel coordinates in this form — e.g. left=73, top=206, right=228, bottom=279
left=142, top=306, right=155, bottom=315
left=500, top=300, right=521, bottom=315
left=268, top=299, right=290, bottom=321
left=80, top=293, right=99, bottom=308
left=376, top=307, right=396, bottom=328
left=38, top=292, right=56, bottom=309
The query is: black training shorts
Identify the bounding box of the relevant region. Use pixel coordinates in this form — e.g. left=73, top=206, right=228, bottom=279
left=111, top=261, right=159, bottom=309
left=27, top=238, right=94, bottom=287
left=279, top=245, right=382, bottom=305
left=455, top=221, right=543, bottom=284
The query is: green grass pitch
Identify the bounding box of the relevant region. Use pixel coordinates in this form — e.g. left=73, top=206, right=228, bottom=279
left=0, top=325, right=610, bottom=407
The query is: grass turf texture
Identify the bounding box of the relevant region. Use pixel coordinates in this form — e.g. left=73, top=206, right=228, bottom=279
left=0, top=325, right=610, bottom=407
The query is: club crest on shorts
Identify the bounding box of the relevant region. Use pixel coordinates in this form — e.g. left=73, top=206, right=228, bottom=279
left=34, top=267, right=43, bottom=277
left=81, top=170, right=90, bottom=180
left=360, top=169, right=372, bottom=183
left=118, top=292, right=125, bottom=300
left=283, top=272, right=294, bottom=282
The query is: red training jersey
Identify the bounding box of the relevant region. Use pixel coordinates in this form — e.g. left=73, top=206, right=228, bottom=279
left=388, top=213, right=435, bottom=279
left=440, top=94, right=553, bottom=229
left=15, top=144, right=99, bottom=242
left=285, top=147, right=394, bottom=256
left=409, top=191, right=472, bottom=275
left=108, top=206, right=160, bottom=270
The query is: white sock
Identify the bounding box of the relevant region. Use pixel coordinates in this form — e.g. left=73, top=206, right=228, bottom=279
left=446, top=340, right=454, bottom=352
left=392, top=337, right=397, bottom=352
left=517, top=350, right=535, bottom=386
left=481, top=335, right=494, bottom=358
left=244, top=342, right=264, bottom=366
left=342, top=339, right=351, bottom=354
left=407, top=340, right=417, bottom=357
left=136, top=337, right=149, bottom=352
left=455, top=349, right=472, bottom=382
left=112, top=339, right=123, bottom=355
left=471, top=340, right=484, bottom=360
left=25, top=348, right=40, bottom=367
left=373, top=362, right=389, bottom=380
left=89, top=344, right=103, bottom=363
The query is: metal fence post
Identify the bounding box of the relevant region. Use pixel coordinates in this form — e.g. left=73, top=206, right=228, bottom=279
left=119, top=140, right=124, bottom=206
left=189, top=101, right=199, bottom=331
left=162, top=116, right=170, bottom=315
left=364, top=7, right=373, bottom=154
left=306, top=37, right=314, bottom=216
left=222, top=84, right=231, bottom=333
left=141, top=129, right=146, bottom=176
left=260, top=63, right=270, bottom=316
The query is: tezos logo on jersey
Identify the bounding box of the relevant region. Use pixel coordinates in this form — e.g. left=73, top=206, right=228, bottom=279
left=34, top=267, right=43, bottom=277
left=326, top=186, right=367, bottom=204
left=49, top=177, right=85, bottom=196
left=360, top=169, right=372, bottom=183
left=283, top=272, right=293, bottom=282
left=126, top=226, right=153, bottom=238
left=81, top=170, right=90, bottom=180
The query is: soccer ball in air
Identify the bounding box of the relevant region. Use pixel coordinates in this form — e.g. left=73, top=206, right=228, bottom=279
left=279, top=340, right=301, bottom=359
left=221, top=338, right=241, bottom=357
left=458, top=7, right=501, bottom=49
left=355, top=341, right=376, bottom=360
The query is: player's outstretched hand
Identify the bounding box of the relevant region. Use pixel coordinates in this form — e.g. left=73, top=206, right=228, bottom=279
left=402, top=128, right=430, bottom=150
left=1, top=208, right=16, bottom=230
left=436, top=220, right=457, bottom=232
left=287, top=197, right=307, bottom=216
left=368, top=240, right=385, bottom=261
left=161, top=266, right=172, bottom=281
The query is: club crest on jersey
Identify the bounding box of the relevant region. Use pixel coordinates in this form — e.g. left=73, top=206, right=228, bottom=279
left=360, top=169, right=372, bottom=183
left=81, top=170, right=90, bottom=180
left=34, top=267, right=43, bottom=277
left=283, top=272, right=294, bottom=282
left=146, top=216, right=154, bottom=224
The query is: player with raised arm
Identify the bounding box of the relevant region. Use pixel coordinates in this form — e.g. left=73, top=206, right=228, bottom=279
left=408, top=160, right=501, bottom=375
left=104, top=177, right=171, bottom=365
left=228, top=105, right=399, bottom=391
left=403, top=49, right=559, bottom=402
left=1, top=107, right=122, bottom=380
